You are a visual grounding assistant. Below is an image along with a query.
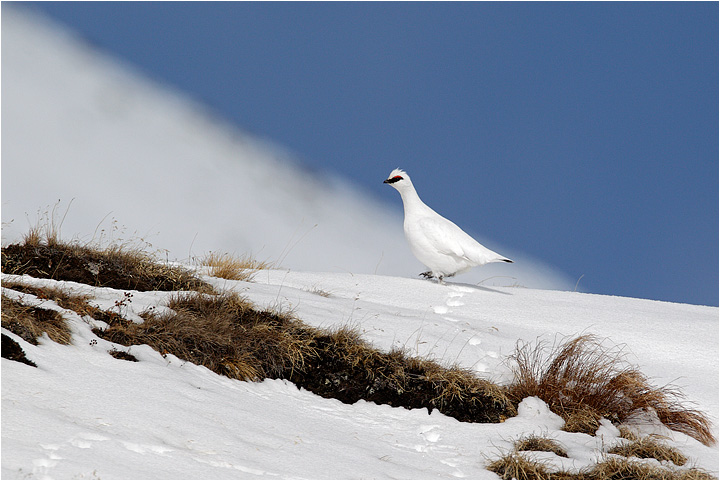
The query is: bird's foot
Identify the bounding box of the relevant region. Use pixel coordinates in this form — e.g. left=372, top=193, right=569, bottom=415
left=419, top=271, right=448, bottom=285
left=419, top=271, right=435, bottom=279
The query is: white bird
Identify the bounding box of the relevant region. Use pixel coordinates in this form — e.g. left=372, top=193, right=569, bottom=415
left=384, top=168, right=512, bottom=283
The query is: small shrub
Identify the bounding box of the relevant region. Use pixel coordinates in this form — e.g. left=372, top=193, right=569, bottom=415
left=506, top=335, right=715, bottom=446
left=201, top=252, right=270, bottom=281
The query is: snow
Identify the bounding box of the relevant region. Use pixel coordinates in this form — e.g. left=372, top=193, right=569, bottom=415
left=2, top=269, right=718, bottom=479
left=1, top=7, right=718, bottom=479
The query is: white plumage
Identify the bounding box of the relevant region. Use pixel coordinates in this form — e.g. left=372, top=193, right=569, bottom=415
left=384, top=168, right=512, bottom=282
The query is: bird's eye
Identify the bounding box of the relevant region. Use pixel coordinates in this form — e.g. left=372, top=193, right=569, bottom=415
left=386, top=176, right=403, bottom=184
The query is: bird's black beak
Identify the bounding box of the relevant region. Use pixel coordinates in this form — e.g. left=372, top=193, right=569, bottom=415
left=384, top=176, right=402, bottom=184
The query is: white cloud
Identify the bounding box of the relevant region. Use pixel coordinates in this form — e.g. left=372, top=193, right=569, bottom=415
left=1, top=6, right=573, bottom=292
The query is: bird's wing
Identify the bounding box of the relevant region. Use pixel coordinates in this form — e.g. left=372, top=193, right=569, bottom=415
left=416, top=215, right=505, bottom=264
left=416, top=216, right=468, bottom=259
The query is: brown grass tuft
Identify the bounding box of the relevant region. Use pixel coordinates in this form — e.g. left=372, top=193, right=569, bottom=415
left=506, top=335, right=716, bottom=446
left=515, top=435, right=568, bottom=458
left=609, top=435, right=687, bottom=466
left=1, top=293, right=72, bottom=345
left=580, top=457, right=713, bottom=480
left=486, top=451, right=572, bottom=480
left=486, top=451, right=713, bottom=480
left=2, top=282, right=93, bottom=316
left=201, top=252, right=271, bottom=281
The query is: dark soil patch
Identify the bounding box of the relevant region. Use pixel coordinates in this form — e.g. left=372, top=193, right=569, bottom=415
left=108, top=349, right=139, bottom=362
left=2, top=334, right=37, bottom=367
left=2, top=242, right=210, bottom=292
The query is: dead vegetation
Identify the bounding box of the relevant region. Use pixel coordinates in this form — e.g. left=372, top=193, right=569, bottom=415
left=506, top=335, right=716, bottom=446
left=2, top=333, right=37, bottom=367
left=610, top=433, right=688, bottom=466
left=2, top=231, right=210, bottom=292
left=487, top=451, right=567, bottom=480
left=583, top=457, right=712, bottom=480
left=487, top=450, right=712, bottom=480
left=200, top=251, right=270, bottom=281
left=108, top=348, right=139, bottom=362
left=515, top=435, right=568, bottom=458
left=93, top=290, right=515, bottom=423
left=1, top=293, right=72, bottom=345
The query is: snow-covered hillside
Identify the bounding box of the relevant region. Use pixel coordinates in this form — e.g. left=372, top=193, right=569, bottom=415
left=2, top=7, right=717, bottom=479
left=2, top=267, right=717, bottom=479
left=1, top=5, right=571, bottom=291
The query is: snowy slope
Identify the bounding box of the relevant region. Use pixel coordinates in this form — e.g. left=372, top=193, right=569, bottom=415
left=3, top=8, right=717, bottom=477
left=2, top=269, right=717, bottom=479
left=1, top=5, right=571, bottom=291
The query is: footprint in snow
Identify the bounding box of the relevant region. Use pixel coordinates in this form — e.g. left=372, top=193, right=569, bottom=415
left=418, top=425, right=441, bottom=443
left=432, top=285, right=471, bottom=316
left=446, top=291, right=465, bottom=307
left=433, top=305, right=449, bottom=315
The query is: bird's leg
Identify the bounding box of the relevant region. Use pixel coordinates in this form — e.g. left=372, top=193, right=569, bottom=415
left=419, top=271, right=434, bottom=280
left=437, top=275, right=445, bottom=285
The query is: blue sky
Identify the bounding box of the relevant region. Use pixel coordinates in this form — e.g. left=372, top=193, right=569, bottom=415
left=20, top=1, right=718, bottom=306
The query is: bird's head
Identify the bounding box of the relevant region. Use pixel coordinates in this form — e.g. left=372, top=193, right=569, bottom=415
left=383, top=168, right=412, bottom=192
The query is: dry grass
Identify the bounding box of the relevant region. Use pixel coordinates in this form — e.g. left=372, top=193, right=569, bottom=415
left=94, top=290, right=515, bottom=423
left=200, top=252, right=271, bottom=281
left=2, top=282, right=94, bottom=316
left=95, top=291, right=286, bottom=381
left=581, top=457, right=713, bottom=480
left=486, top=451, right=713, bottom=480
left=306, top=285, right=332, bottom=297
left=2, top=235, right=211, bottom=293
left=108, top=348, right=139, bottom=362
left=487, top=451, right=569, bottom=480
left=609, top=435, right=687, bottom=466
left=506, top=335, right=715, bottom=446
left=1, top=293, right=72, bottom=345
left=515, top=435, right=568, bottom=458
left=293, top=325, right=514, bottom=422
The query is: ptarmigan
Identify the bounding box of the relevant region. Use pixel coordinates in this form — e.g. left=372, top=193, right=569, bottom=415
left=384, top=168, right=512, bottom=283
